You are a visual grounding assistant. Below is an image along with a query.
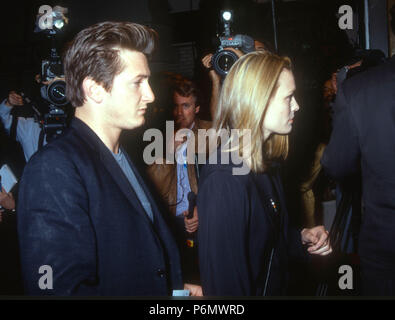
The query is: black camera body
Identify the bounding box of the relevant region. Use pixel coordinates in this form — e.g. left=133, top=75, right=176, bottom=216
left=218, top=34, right=253, bottom=49
left=41, top=52, right=63, bottom=82
left=39, top=47, right=68, bottom=141
left=211, top=11, right=255, bottom=77
left=212, top=34, right=255, bottom=77
left=41, top=48, right=68, bottom=107
left=42, top=107, right=68, bottom=141
left=30, top=5, right=69, bottom=142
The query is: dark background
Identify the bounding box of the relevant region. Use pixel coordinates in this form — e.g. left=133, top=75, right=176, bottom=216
left=0, top=0, right=387, bottom=94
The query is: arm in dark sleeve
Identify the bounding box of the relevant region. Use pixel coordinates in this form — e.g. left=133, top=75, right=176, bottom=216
left=197, top=171, right=253, bottom=296
left=321, top=85, right=360, bottom=180
left=17, top=146, right=98, bottom=295
left=286, top=226, right=309, bottom=263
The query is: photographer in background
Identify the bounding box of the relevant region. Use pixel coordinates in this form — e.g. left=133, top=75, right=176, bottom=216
left=0, top=112, right=22, bottom=295
left=0, top=92, right=23, bottom=213
left=0, top=73, right=71, bottom=162
left=202, top=40, right=272, bottom=118
left=0, top=6, right=72, bottom=162
left=0, top=90, right=45, bottom=162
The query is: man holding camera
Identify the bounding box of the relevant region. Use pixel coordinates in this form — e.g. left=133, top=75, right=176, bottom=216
left=202, top=39, right=270, bottom=117
left=17, top=21, right=201, bottom=296
left=0, top=91, right=43, bottom=162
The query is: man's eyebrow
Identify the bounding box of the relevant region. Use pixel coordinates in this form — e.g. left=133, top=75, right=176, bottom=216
left=132, top=74, right=150, bottom=80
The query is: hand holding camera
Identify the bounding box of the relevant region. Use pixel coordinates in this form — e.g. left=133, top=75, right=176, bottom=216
left=210, top=10, right=255, bottom=77
left=5, top=91, right=24, bottom=107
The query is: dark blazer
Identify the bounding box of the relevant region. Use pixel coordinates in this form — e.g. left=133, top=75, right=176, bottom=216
left=321, top=56, right=395, bottom=272
left=197, top=149, right=305, bottom=296
left=17, top=118, right=183, bottom=296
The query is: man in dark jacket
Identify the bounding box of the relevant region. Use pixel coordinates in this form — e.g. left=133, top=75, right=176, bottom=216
left=321, top=56, right=395, bottom=295
left=17, top=21, right=196, bottom=296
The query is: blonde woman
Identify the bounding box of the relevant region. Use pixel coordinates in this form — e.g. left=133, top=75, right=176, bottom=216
left=196, top=51, right=332, bottom=296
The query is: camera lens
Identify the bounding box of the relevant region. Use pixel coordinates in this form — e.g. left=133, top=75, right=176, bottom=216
left=47, top=80, right=68, bottom=106
left=218, top=54, right=234, bottom=71
left=212, top=50, right=239, bottom=77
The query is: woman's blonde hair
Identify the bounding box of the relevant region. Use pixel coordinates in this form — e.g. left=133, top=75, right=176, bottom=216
left=213, top=50, right=292, bottom=173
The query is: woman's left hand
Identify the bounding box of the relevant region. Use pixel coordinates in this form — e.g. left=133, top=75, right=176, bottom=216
left=301, top=226, right=332, bottom=256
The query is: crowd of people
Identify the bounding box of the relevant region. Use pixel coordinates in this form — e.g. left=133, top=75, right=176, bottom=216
left=0, top=19, right=394, bottom=297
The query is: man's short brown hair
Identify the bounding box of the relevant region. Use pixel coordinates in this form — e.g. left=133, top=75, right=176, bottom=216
left=172, top=79, right=200, bottom=106
left=64, top=21, right=158, bottom=107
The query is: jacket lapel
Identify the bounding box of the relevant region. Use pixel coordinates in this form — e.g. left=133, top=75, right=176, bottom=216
left=70, top=118, right=153, bottom=225
left=120, top=147, right=163, bottom=223
left=100, top=146, right=154, bottom=225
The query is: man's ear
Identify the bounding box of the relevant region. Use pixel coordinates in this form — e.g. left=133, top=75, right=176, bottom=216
left=195, top=105, right=200, bottom=114
left=82, top=77, right=106, bottom=104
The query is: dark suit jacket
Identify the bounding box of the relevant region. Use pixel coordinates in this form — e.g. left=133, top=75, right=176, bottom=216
left=197, top=149, right=305, bottom=296
left=321, top=56, right=395, bottom=272
left=17, top=118, right=183, bottom=295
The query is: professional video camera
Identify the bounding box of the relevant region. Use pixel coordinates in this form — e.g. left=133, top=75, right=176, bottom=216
left=34, top=5, right=69, bottom=140
left=41, top=48, right=67, bottom=108
left=211, top=10, right=255, bottom=77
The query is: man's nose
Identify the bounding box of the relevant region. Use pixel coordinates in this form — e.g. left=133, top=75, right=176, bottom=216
left=143, top=83, right=155, bottom=104
left=175, top=105, right=183, bottom=115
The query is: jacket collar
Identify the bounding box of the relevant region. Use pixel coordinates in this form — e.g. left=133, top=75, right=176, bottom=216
left=69, top=117, right=156, bottom=225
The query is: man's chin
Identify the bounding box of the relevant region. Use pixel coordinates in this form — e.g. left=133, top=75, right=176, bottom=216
left=124, top=117, right=145, bottom=130
left=137, top=117, right=146, bottom=128
left=175, top=121, right=191, bottom=130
